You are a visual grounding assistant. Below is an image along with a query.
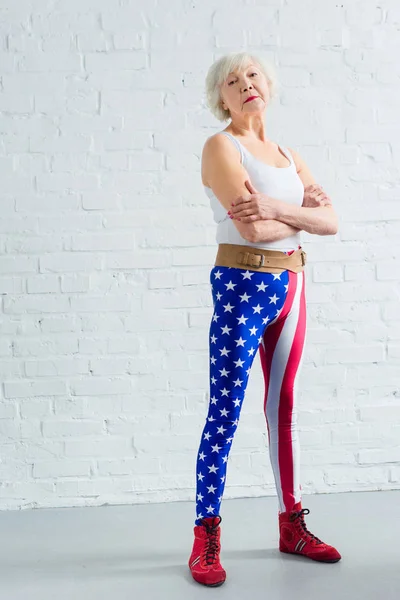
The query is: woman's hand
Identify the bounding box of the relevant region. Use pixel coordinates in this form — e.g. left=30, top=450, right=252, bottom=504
left=302, top=184, right=332, bottom=208
left=229, top=180, right=282, bottom=222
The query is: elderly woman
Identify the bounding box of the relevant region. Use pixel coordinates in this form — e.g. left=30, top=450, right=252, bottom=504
left=188, top=53, right=341, bottom=588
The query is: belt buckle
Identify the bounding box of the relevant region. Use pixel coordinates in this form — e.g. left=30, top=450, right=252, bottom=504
left=300, top=250, right=306, bottom=266
left=253, top=253, right=265, bottom=268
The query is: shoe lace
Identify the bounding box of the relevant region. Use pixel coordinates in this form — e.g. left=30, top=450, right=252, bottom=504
left=200, top=516, right=222, bottom=565
left=289, top=508, right=323, bottom=545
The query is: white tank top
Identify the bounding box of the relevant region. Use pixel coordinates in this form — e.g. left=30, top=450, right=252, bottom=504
left=203, top=131, right=304, bottom=252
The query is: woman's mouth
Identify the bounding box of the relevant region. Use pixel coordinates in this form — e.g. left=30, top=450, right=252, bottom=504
left=244, top=96, right=259, bottom=103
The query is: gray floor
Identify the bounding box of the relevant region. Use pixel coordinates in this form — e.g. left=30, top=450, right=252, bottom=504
left=0, top=490, right=399, bottom=600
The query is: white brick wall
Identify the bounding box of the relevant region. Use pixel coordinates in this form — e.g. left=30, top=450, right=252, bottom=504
left=0, top=0, right=400, bottom=510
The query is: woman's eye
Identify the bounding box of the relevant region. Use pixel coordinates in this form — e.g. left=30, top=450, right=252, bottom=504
left=228, top=80, right=236, bottom=86
left=250, top=72, right=257, bottom=77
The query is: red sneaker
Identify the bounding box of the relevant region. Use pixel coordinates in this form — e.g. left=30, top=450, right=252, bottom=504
left=279, top=502, right=341, bottom=563
left=188, top=516, right=226, bottom=587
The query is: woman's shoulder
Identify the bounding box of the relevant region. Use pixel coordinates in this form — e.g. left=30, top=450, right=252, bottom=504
left=285, top=146, right=301, bottom=167
left=204, top=131, right=230, bottom=150
left=285, top=146, right=317, bottom=187
left=201, top=131, right=242, bottom=186
left=202, top=131, right=241, bottom=160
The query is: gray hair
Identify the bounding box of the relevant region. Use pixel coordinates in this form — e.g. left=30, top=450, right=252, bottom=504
left=205, top=52, right=278, bottom=122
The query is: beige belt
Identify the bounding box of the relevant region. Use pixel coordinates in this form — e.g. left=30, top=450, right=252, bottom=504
left=214, top=243, right=307, bottom=274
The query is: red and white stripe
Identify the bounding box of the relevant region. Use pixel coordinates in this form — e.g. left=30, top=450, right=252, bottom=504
left=259, top=271, right=306, bottom=513
left=190, top=556, right=201, bottom=568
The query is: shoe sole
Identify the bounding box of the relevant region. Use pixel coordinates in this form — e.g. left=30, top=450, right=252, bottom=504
left=314, top=557, right=341, bottom=563
left=280, top=548, right=341, bottom=563
left=190, top=572, right=226, bottom=587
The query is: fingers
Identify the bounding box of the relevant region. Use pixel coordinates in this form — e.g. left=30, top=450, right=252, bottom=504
left=230, top=207, right=258, bottom=219
left=236, top=214, right=259, bottom=223
left=230, top=196, right=255, bottom=217
left=245, top=179, right=259, bottom=195
left=231, top=195, right=251, bottom=210
left=316, top=191, right=332, bottom=205
left=305, top=183, right=323, bottom=193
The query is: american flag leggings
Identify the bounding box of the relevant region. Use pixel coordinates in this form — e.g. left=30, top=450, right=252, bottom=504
left=195, top=265, right=306, bottom=524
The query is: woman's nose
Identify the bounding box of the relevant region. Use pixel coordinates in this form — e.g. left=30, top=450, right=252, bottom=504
left=241, top=81, right=253, bottom=93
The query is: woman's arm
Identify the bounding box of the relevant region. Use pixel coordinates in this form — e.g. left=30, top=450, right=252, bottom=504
left=277, top=203, right=338, bottom=235
left=249, top=219, right=301, bottom=243
left=233, top=197, right=337, bottom=237
left=202, top=134, right=301, bottom=244
left=283, top=147, right=338, bottom=235
left=230, top=147, right=338, bottom=237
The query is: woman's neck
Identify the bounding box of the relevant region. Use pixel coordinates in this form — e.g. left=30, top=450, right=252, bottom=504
left=227, top=118, right=267, bottom=141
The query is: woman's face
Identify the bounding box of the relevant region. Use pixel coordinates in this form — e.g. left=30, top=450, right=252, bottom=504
left=220, top=63, right=270, bottom=120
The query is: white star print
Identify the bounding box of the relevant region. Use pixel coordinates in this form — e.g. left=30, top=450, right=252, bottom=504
left=256, top=281, right=268, bottom=292
left=234, top=358, right=245, bottom=368
left=221, top=324, right=232, bottom=335
left=273, top=273, right=282, bottom=280
left=197, top=265, right=292, bottom=519
left=237, top=314, right=248, bottom=325
left=239, top=292, right=251, bottom=302
left=223, top=303, right=234, bottom=313
left=242, top=270, right=253, bottom=280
